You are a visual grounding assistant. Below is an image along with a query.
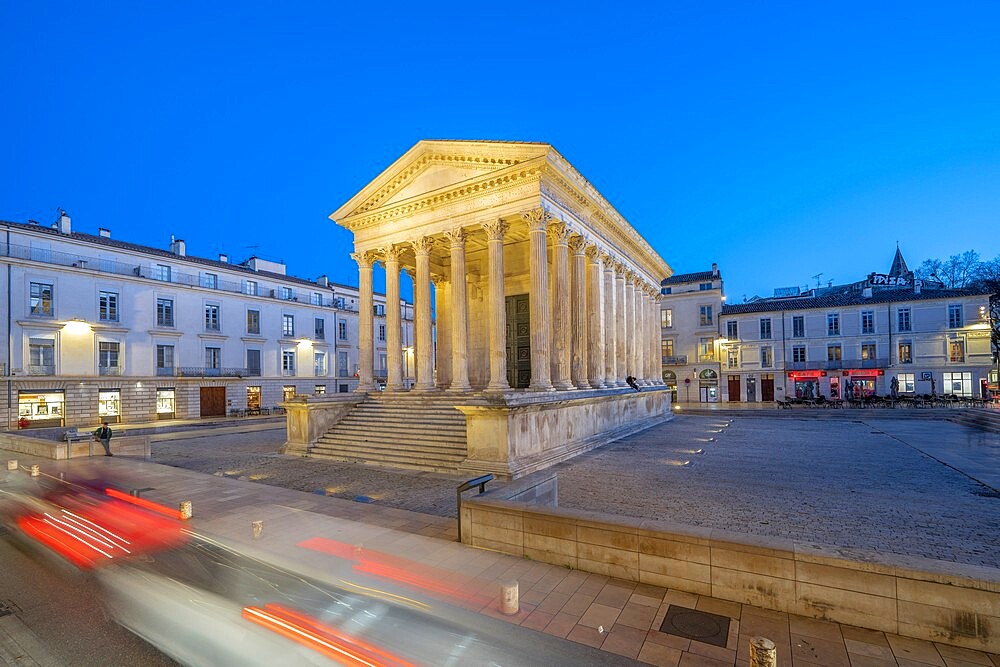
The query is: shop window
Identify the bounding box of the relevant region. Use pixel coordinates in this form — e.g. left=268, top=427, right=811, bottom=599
left=247, top=386, right=262, bottom=410
left=282, top=385, right=296, bottom=401
left=98, top=389, right=121, bottom=422
left=314, top=384, right=326, bottom=395
left=18, top=391, right=65, bottom=427
left=897, top=373, right=915, bottom=393
left=943, top=371, right=972, bottom=397
left=156, top=388, right=175, bottom=419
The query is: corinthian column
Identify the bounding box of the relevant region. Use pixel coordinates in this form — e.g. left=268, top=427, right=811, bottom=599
left=412, top=236, right=436, bottom=392
left=549, top=223, right=573, bottom=390
left=569, top=236, right=588, bottom=389
left=634, top=279, right=646, bottom=384
left=650, top=291, right=661, bottom=384
left=351, top=251, right=376, bottom=392
left=445, top=228, right=471, bottom=391
left=602, top=253, right=616, bottom=387
left=524, top=208, right=553, bottom=391
left=483, top=219, right=510, bottom=392
left=624, top=272, right=635, bottom=380
left=615, top=263, right=627, bottom=386
left=586, top=245, right=605, bottom=388
left=382, top=245, right=404, bottom=391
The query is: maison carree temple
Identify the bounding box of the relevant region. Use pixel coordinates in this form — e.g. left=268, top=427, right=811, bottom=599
left=284, top=140, right=675, bottom=478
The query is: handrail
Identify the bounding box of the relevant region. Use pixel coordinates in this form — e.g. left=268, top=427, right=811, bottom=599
left=456, top=474, right=494, bottom=542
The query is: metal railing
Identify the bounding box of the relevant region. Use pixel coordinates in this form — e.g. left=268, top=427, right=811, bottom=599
left=456, top=474, right=494, bottom=542
left=99, top=366, right=122, bottom=376
left=174, top=367, right=249, bottom=378
left=27, top=364, right=55, bottom=375
left=661, top=355, right=688, bottom=365
left=786, top=358, right=889, bottom=371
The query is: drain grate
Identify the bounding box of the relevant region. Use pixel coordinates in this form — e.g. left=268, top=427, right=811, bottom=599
left=659, top=605, right=731, bottom=647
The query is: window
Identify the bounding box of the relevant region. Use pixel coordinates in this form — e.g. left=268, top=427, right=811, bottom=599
left=338, top=321, right=347, bottom=340
left=898, top=373, right=915, bottom=393
left=311, top=292, right=322, bottom=306
left=246, top=349, right=261, bottom=376
left=314, top=352, right=326, bottom=376
left=29, top=282, right=53, bottom=316
left=378, top=324, right=386, bottom=342
left=792, top=316, right=805, bottom=338
left=699, top=305, right=713, bottom=326
left=792, top=346, right=806, bottom=363
left=378, top=353, right=387, bottom=375
left=247, top=309, right=260, bottom=335
left=898, top=343, right=912, bottom=364
left=699, top=282, right=713, bottom=291
left=205, top=304, right=220, bottom=331
left=949, top=340, right=965, bottom=363
left=283, top=385, right=296, bottom=401
left=861, top=311, right=874, bottom=334
left=374, top=304, right=385, bottom=316
left=698, top=337, right=714, bottom=361
left=29, top=339, right=55, bottom=373
left=660, top=287, right=672, bottom=295
left=759, top=318, right=771, bottom=340
left=861, top=343, right=877, bottom=360
left=156, top=345, right=174, bottom=374
left=282, top=314, right=295, bottom=337
left=827, top=313, right=840, bottom=336
left=205, top=347, right=221, bottom=369
left=99, top=291, right=118, bottom=321
left=761, top=346, right=772, bottom=368
left=943, top=371, right=972, bottom=397
left=827, top=345, right=842, bottom=361
left=334, top=297, right=346, bottom=309
left=314, top=318, right=325, bottom=340
left=897, top=308, right=912, bottom=332
left=337, top=351, right=348, bottom=376
left=662, top=339, right=674, bottom=357
left=280, top=286, right=293, bottom=300
left=154, top=264, right=171, bottom=281
left=244, top=280, right=258, bottom=296
left=314, top=385, right=326, bottom=395
left=201, top=273, right=218, bottom=289
left=727, top=348, right=739, bottom=368
left=156, top=298, right=174, bottom=327
left=726, top=320, right=738, bottom=339
left=948, top=304, right=963, bottom=328
left=247, top=386, right=262, bottom=410
left=662, top=309, right=673, bottom=328
left=98, top=342, right=120, bottom=373
left=282, top=350, right=296, bottom=375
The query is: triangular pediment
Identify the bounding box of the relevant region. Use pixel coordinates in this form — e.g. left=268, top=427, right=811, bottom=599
left=331, top=140, right=551, bottom=223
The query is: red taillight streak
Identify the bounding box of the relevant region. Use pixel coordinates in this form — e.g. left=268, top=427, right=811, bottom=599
left=61, top=509, right=132, bottom=550
left=47, top=512, right=128, bottom=554
left=17, top=516, right=100, bottom=568
left=104, top=488, right=183, bottom=519
left=242, top=606, right=387, bottom=667
left=40, top=514, right=115, bottom=558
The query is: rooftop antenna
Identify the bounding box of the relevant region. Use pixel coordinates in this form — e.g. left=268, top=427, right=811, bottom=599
left=827, top=278, right=833, bottom=287
left=812, top=273, right=823, bottom=288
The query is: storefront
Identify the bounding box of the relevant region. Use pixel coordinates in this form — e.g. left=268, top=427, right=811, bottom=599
left=844, top=370, right=883, bottom=399
left=156, top=388, right=176, bottom=419
left=98, top=389, right=122, bottom=423
left=17, top=391, right=65, bottom=428
left=788, top=371, right=825, bottom=400
left=698, top=369, right=718, bottom=402
left=662, top=370, right=677, bottom=403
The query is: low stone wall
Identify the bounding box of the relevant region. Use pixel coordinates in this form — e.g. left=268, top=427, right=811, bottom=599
left=0, top=431, right=150, bottom=459
left=280, top=394, right=365, bottom=454
left=461, top=486, right=1000, bottom=653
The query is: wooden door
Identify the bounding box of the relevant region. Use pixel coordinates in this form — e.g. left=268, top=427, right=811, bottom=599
left=505, top=294, right=531, bottom=389
left=761, top=374, right=775, bottom=402
left=200, top=386, right=226, bottom=417
left=728, top=375, right=741, bottom=402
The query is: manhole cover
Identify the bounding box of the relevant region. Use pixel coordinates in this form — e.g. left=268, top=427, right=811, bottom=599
left=659, top=605, right=731, bottom=647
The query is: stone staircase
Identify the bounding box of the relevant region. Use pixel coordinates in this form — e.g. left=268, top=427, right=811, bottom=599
left=308, top=392, right=478, bottom=473
left=948, top=407, right=1000, bottom=434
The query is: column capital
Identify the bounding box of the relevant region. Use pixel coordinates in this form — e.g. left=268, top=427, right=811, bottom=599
left=547, top=222, right=572, bottom=245
left=350, top=251, right=377, bottom=269
left=521, top=207, right=553, bottom=232
left=585, top=244, right=603, bottom=263
left=443, top=227, right=467, bottom=247
left=613, top=261, right=626, bottom=276
left=568, top=234, right=587, bottom=255
left=430, top=273, right=448, bottom=288
left=380, top=244, right=403, bottom=262
left=599, top=251, right=615, bottom=268
left=411, top=236, right=434, bottom=256
left=481, top=219, right=508, bottom=241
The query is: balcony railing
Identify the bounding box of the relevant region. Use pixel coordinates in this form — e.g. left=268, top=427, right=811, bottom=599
left=175, top=367, right=250, bottom=378
left=156, top=367, right=175, bottom=376
left=27, top=364, right=55, bottom=375
left=99, top=366, right=122, bottom=376
left=661, top=355, right=688, bottom=365
left=786, top=358, right=890, bottom=371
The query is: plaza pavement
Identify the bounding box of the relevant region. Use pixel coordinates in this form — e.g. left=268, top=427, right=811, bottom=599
left=3, top=411, right=1000, bottom=666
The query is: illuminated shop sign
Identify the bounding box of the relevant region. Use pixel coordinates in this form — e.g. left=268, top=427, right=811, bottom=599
left=867, top=273, right=917, bottom=287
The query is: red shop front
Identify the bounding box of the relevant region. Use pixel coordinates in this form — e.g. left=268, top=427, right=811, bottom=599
left=788, top=371, right=826, bottom=400
left=843, top=369, right=884, bottom=398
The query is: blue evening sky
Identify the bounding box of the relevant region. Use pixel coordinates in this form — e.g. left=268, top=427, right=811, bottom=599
left=2, top=2, right=998, bottom=301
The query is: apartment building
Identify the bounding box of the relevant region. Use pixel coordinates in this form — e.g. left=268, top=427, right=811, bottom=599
left=1, top=213, right=414, bottom=429
left=659, top=264, right=725, bottom=403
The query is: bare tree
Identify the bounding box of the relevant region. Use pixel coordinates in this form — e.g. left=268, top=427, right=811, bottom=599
left=917, top=250, right=982, bottom=288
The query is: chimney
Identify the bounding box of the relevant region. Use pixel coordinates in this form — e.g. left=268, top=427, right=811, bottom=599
left=219, top=253, right=229, bottom=263
left=170, top=237, right=186, bottom=256
left=98, top=227, right=111, bottom=238
left=711, top=263, right=719, bottom=277
left=914, top=279, right=922, bottom=295
left=316, top=275, right=329, bottom=287
left=863, top=287, right=873, bottom=299
left=56, top=210, right=72, bottom=234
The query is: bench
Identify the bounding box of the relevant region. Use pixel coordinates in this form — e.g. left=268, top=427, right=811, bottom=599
left=63, top=428, right=88, bottom=444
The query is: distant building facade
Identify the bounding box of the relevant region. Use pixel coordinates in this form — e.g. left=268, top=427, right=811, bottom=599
left=1, top=214, right=414, bottom=429
left=659, top=264, right=725, bottom=403
left=716, top=249, right=993, bottom=402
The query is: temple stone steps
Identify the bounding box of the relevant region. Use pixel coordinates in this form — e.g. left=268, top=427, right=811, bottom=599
left=948, top=408, right=1000, bottom=434
left=308, top=391, right=475, bottom=472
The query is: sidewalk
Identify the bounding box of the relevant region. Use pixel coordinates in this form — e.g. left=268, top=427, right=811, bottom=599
left=3, top=449, right=999, bottom=667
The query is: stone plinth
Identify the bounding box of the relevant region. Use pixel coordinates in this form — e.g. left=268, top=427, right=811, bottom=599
left=455, top=387, right=671, bottom=479
left=280, top=395, right=366, bottom=455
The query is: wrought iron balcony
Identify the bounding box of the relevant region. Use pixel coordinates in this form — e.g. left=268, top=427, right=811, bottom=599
left=661, top=355, right=688, bottom=365
left=99, top=366, right=122, bottom=376
left=176, top=367, right=250, bottom=378
left=27, top=365, right=55, bottom=375
left=786, top=358, right=889, bottom=371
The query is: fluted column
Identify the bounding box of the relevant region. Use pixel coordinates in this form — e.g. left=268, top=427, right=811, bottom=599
left=483, top=219, right=510, bottom=391
left=602, top=253, right=616, bottom=387
left=412, top=237, right=436, bottom=392
left=624, top=272, right=635, bottom=380
left=444, top=228, right=471, bottom=392
left=570, top=236, right=588, bottom=389
left=586, top=246, right=605, bottom=388
left=549, top=223, right=573, bottom=390
left=382, top=245, right=404, bottom=391
left=524, top=209, right=554, bottom=391
left=614, top=263, right=627, bottom=386
left=650, top=292, right=661, bottom=383
left=634, top=278, right=646, bottom=385
left=351, top=251, right=376, bottom=392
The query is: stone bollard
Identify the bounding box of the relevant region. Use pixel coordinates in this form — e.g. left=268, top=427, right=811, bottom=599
left=7, top=460, right=17, bottom=471
left=179, top=501, right=193, bottom=520
left=252, top=520, right=263, bottom=539
left=500, top=581, right=519, bottom=615
left=30, top=464, right=40, bottom=477
left=749, top=636, right=777, bottom=667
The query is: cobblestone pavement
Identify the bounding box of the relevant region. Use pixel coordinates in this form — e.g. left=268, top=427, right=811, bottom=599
left=149, top=414, right=1000, bottom=568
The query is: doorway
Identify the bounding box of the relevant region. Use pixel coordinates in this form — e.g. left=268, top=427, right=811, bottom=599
left=727, top=375, right=741, bottom=402
left=505, top=294, right=531, bottom=389
left=746, top=375, right=757, bottom=402
left=199, top=386, right=226, bottom=417
left=761, top=374, right=775, bottom=402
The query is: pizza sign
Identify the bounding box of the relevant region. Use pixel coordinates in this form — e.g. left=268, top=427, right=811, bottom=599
left=868, top=273, right=914, bottom=287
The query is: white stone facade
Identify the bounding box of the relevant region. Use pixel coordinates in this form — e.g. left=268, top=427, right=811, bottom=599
left=658, top=266, right=725, bottom=403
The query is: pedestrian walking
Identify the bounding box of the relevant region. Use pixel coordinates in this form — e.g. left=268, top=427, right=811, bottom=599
left=93, top=421, right=114, bottom=456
